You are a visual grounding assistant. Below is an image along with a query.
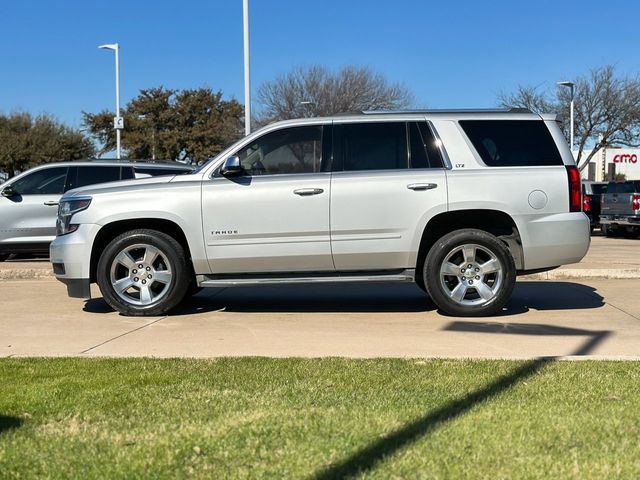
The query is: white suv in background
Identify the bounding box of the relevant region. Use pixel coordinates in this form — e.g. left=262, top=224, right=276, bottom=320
left=50, top=110, right=590, bottom=317
left=0, top=160, right=192, bottom=260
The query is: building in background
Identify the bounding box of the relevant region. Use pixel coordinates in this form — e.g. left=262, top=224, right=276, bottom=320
left=580, top=148, right=640, bottom=181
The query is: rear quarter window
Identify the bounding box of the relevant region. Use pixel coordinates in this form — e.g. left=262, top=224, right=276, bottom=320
left=459, top=120, right=563, bottom=167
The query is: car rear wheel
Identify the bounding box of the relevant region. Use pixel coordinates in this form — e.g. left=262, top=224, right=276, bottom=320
left=97, top=229, right=191, bottom=316
left=0, top=253, right=10, bottom=262
left=424, top=229, right=516, bottom=317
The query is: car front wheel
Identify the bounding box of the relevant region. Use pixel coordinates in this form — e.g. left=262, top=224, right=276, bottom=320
left=424, top=229, right=516, bottom=317
left=97, top=229, right=191, bottom=316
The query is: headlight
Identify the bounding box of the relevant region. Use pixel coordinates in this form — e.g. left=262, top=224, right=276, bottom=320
left=56, top=197, right=92, bottom=236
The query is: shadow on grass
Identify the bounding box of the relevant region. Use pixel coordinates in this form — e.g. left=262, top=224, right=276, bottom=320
left=312, top=323, right=610, bottom=480
left=0, top=415, right=23, bottom=435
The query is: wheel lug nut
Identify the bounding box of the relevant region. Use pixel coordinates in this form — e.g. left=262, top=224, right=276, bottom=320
left=467, top=264, right=472, bottom=268
left=138, top=264, right=143, bottom=269
left=142, top=280, right=147, bottom=284
left=148, top=275, right=152, bottom=279
left=475, top=275, right=480, bottom=280
left=461, top=269, right=466, bottom=273
left=475, top=268, right=479, bottom=272
left=146, top=266, right=151, bottom=271
left=134, top=277, right=139, bottom=282
left=468, top=280, right=473, bottom=285
left=132, top=269, right=137, bottom=274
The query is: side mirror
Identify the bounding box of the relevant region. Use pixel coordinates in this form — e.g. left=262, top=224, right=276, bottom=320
left=1, top=185, right=16, bottom=197
left=220, top=156, right=243, bottom=176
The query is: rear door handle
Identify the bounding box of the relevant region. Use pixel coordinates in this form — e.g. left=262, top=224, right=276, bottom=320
left=407, top=183, right=438, bottom=191
left=44, top=201, right=59, bottom=206
left=293, top=188, right=324, bottom=196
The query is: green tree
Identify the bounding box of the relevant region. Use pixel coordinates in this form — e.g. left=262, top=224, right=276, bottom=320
left=0, top=112, right=95, bottom=178
left=83, top=87, right=244, bottom=164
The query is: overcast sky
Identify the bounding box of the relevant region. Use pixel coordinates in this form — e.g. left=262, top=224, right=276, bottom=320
left=2, top=0, right=639, bottom=127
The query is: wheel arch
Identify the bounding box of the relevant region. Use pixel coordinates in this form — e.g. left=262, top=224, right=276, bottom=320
left=90, top=218, right=193, bottom=282
left=415, top=209, right=523, bottom=284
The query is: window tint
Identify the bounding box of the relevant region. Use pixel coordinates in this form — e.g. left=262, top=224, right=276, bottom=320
left=75, top=166, right=121, bottom=188
left=11, top=167, right=68, bottom=195
left=590, top=184, right=607, bottom=195
left=409, top=122, right=445, bottom=169
left=121, top=167, right=135, bottom=180
left=607, top=182, right=640, bottom=194
left=236, top=126, right=323, bottom=175
left=134, top=166, right=191, bottom=177
left=460, top=120, right=563, bottom=167
left=339, top=122, right=408, bottom=171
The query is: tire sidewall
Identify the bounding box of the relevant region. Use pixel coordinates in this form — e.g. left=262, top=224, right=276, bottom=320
left=424, top=229, right=516, bottom=317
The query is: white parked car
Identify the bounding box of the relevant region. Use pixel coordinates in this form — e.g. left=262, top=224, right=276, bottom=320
left=50, top=110, right=590, bottom=317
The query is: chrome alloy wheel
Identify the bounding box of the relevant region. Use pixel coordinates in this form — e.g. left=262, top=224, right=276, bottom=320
left=109, top=243, right=173, bottom=306
left=439, top=243, right=504, bottom=307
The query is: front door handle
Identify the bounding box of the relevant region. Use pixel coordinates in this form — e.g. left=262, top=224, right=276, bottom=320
left=44, top=201, right=59, bottom=206
left=407, top=183, right=438, bottom=191
left=293, top=188, right=324, bottom=196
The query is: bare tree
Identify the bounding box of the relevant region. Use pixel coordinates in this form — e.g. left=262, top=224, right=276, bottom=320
left=500, top=66, right=640, bottom=171
left=256, top=65, right=414, bottom=124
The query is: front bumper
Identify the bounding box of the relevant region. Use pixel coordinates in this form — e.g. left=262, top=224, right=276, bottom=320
left=600, top=215, right=640, bottom=227
left=49, top=224, right=101, bottom=299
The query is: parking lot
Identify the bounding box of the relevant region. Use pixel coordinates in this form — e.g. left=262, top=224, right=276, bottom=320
left=2, top=236, right=639, bottom=360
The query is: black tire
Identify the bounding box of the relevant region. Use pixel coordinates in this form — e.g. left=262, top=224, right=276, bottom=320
left=0, top=253, right=10, bottom=262
left=423, top=229, right=516, bottom=317
left=96, top=229, right=191, bottom=316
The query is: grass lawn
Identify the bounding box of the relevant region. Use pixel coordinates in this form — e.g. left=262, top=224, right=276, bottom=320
left=1, top=358, right=639, bottom=479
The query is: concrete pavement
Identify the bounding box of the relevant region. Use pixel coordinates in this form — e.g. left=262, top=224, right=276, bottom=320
left=1, top=278, right=639, bottom=359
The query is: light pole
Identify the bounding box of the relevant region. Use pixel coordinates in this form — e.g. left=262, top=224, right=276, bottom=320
left=243, top=0, right=251, bottom=136
left=557, top=81, right=575, bottom=154
left=99, top=43, right=123, bottom=159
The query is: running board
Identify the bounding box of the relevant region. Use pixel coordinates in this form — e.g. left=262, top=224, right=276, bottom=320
left=197, top=269, right=416, bottom=288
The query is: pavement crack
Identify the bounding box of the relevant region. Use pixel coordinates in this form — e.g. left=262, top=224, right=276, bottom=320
left=80, top=315, right=168, bottom=354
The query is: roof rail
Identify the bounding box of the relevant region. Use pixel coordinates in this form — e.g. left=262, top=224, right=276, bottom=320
left=359, top=108, right=532, bottom=115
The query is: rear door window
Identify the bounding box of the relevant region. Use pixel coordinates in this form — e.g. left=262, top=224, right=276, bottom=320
left=460, top=120, right=563, bottom=167
left=73, top=166, right=122, bottom=189
left=409, top=122, right=444, bottom=169
left=335, top=122, right=408, bottom=171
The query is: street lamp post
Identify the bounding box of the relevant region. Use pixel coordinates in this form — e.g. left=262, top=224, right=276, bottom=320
left=243, top=0, right=251, bottom=136
left=99, top=43, right=123, bottom=159
left=557, top=81, right=575, bottom=154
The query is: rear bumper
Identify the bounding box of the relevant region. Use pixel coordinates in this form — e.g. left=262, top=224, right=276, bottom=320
left=518, top=212, right=591, bottom=270
left=600, top=215, right=640, bottom=227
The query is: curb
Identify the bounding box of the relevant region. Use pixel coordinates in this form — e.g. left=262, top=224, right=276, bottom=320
left=521, top=269, right=640, bottom=281
left=0, top=269, right=55, bottom=281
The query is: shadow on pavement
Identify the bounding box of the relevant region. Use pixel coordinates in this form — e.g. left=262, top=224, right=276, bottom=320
left=82, top=281, right=605, bottom=316
left=0, top=415, right=23, bottom=435
left=167, top=281, right=604, bottom=316
left=312, top=322, right=610, bottom=479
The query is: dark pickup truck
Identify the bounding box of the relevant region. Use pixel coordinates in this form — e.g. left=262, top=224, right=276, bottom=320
left=600, top=180, right=640, bottom=238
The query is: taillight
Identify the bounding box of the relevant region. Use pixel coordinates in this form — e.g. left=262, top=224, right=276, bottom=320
left=583, top=194, right=592, bottom=212
left=633, top=194, right=640, bottom=212
left=566, top=166, right=582, bottom=212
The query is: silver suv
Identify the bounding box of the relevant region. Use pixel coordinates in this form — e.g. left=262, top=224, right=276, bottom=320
left=50, top=110, right=590, bottom=317
left=0, top=160, right=193, bottom=260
